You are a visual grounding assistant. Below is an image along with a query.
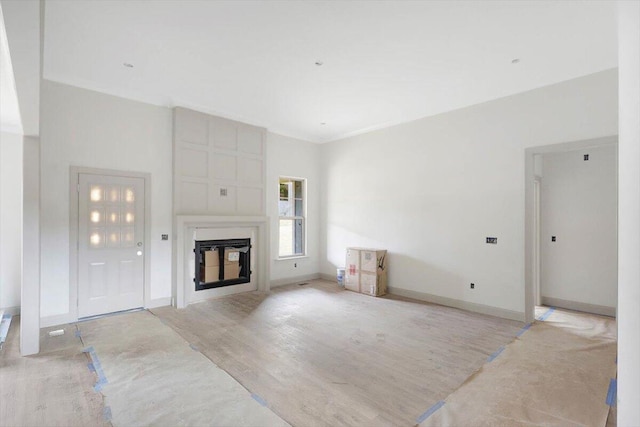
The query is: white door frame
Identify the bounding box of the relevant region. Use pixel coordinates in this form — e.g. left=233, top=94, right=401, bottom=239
left=533, top=177, right=541, bottom=307
left=524, top=136, right=617, bottom=324
left=69, top=166, right=152, bottom=321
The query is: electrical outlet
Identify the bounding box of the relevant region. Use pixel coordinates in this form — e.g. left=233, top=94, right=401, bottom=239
left=294, top=263, right=297, bottom=268
left=470, top=283, right=475, bottom=289
left=552, top=236, right=556, bottom=242
left=584, top=154, right=589, bottom=161
left=486, top=237, right=497, bottom=244
left=161, top=234, right=168, bottom=240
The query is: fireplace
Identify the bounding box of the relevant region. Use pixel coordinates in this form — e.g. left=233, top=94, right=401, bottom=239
left=195, top=238, right=251, bottom=290
left=175, top=215, right=269, bottom=308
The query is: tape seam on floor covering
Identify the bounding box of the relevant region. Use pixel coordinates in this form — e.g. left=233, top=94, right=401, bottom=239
left=516, top=323, right=532, bottom=337
left=83, top=346, right=109, bottom=392
left=537, top=307, right=556, bottom=321
left=0, top=314, right=12, bottom=344
left=251, top=393, right=268, bottom=407
left=416, top=401, right=445, bottom=424
left=103, top=406, right=112, bottom=421
left=487, top=346, right=505, bottom=362
left=606, top=378, right=617, bottom=406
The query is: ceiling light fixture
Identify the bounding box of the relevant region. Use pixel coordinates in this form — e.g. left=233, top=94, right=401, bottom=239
left=511, top=58, right=521, bottom=64
left=315, top=61, right=323, bottom=66
left=123, top=63, right=134, bottom=68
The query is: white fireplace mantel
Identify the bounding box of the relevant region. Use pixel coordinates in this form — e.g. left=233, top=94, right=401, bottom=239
left=174, top=215, right=270, bottom=308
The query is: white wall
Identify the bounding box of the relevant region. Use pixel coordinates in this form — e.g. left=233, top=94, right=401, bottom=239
left=266, top=132, right=320, bottom=285
left=617, top=0, right=640, bottom=424
left=320, top=69, right=618, bottom=318
left=0, top=131, right=22, bottom=312
left=40, top=80, right=173, bottom=321
left=540, top=146, right=617, bottom=311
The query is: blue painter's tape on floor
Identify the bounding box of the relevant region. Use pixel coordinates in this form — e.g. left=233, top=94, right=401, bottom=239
left=606, top=378, right=617, bottom=406
left=103, top=406, right=112, bottom=421
left=251, top=393, right=267, bottom=406
left=0, top=315, right=13, bottom=344
left=516, top=323, right=532, bottom=337
left=75, top=329, right=82, bottom=338
left=537, top=307, right=556, bottom=321
left=416, top=401, right=445, bottom=424
left=189, top=343, right=200, bottom=352
left=487, top=346, right=505, bottom=363
left=83, top=346, right=108, bottom=392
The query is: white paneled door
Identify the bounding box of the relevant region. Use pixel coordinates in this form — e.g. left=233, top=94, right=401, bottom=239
left=78, top=173, right=145, bottom=318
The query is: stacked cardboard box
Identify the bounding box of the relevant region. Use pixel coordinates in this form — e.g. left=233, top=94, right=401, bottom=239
left=344, top=248, right=387, bottom=296
left=202, top=248, right=241, bottom=282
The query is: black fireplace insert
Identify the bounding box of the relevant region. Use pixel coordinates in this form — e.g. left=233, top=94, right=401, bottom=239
left=194, top=238, right=251, bottom=291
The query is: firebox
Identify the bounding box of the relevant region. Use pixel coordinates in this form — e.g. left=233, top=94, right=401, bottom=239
left=194, top=238, right=251, bottom=291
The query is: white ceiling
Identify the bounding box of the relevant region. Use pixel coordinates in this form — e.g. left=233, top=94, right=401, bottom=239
left=43, top=0, right=617, bottom=143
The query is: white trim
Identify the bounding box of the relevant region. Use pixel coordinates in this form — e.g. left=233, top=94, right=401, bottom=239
left=387, top=286, right=525, bottom=322
left=541, top=296, right=616, bottom=318
left=69, top=166, right=152, bottom=323
left=145, top=297, right=172, bottom=309
left=275, top=255, right=309, bottom=261
left=270, top=273, right=320, bottom=288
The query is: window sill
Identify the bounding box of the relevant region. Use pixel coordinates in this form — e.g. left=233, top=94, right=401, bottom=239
left=276, top=255, right=308, bottom=261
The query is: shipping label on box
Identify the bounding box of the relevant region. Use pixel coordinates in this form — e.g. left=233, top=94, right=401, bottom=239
left=226, top=249, right=240, bottom=263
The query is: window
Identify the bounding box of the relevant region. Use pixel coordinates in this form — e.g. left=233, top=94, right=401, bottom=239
left=278, top=177, right=305, bottom=257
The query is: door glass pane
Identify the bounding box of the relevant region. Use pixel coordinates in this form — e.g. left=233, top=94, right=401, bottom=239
left=106, top=207, right=120, bottom=225
left=124, top=187, right=135, bottom=203
left=90, top=186, right=103, bottom=202
left=89, top=228, right=105, bottom=248
left=279, top=199, right=292, bottom=216
left=121, top=227, right=135, bottom=247
left=295, top=199, right=303, bottom=216
left=106, top=228, right=121, bottom=248
left=106, top=186, right=120, bottom=203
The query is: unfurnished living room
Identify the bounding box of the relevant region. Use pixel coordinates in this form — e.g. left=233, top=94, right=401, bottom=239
left=1, top=1, right=639, bottom=426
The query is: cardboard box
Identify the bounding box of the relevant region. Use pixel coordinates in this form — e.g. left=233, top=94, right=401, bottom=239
left=344, top=248, right=387, bottom=297
left=224, top=263, right=240, bottom=280
left=360, top=270, right=387, bottom=297
left=204, top=249, right=220, bottom=266
left=203, top=266, right=220, bottom=283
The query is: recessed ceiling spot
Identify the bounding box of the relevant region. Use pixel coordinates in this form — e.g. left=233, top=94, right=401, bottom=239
left=315, top=61, right=323, bottom=66
left=123, top=63, right=134, bottom=68
left=320, top=122, right=326, bottom=125
left=511, top=58, right=521, bottom=64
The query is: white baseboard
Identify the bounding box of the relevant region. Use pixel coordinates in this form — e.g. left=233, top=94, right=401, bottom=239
left=0, top=306, right=20, bottom=316
left=541, top=296, right=616, bottom=317
left=40, top=313, right=76, bottom=328
left=270, top=273, right=321, bottom=288
left=319, top=273, right=336, bottom=282
left=387, top=286, right=525, bottom=322
left=146, top=297, right=172, bottom=309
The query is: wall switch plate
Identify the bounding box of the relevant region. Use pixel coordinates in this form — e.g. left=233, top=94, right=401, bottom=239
left=584, top=154, right=589, bottom=161
left=552, top=236, right=556, bottom=242
left=486, top=237, right=498, bottom=244
left=161, top=234, right=169, bottom=240
left=470, top=283, right=475, bottom=289
left=220, top=188, right=228, bottom=197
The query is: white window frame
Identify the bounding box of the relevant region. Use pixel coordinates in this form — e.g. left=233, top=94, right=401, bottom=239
left=278, top=176, right=306, bottom=259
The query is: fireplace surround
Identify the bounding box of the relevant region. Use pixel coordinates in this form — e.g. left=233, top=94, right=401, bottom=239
left=175, top=215, right=270, bottom=308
